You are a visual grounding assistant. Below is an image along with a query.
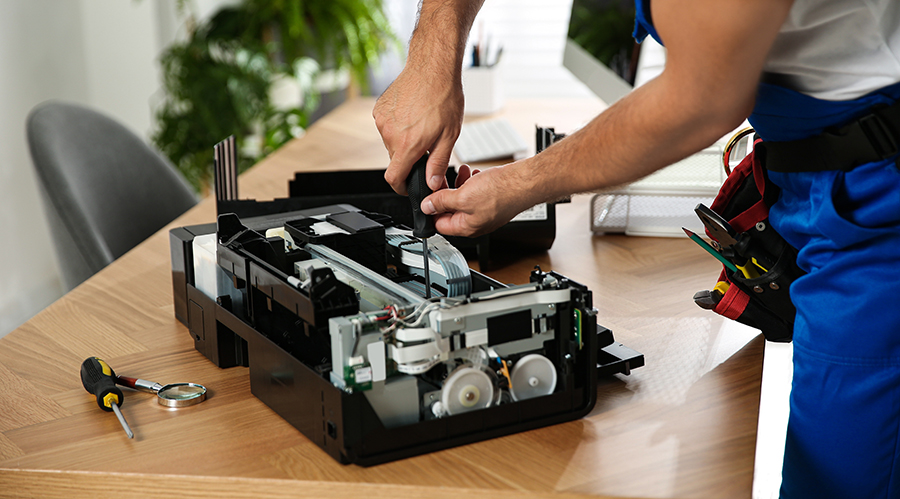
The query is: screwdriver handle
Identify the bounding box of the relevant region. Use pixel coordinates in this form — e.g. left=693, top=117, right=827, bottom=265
left=80, top=357, right=124, bottom=412
left=407, top=153, right=436, bottom=239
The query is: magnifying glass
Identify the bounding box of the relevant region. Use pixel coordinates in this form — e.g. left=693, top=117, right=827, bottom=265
left=116, top=376, right=208, bottom=408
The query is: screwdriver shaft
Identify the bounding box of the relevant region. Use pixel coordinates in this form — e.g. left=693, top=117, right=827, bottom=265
left=110, top=401, right=134, bottom=439
left=422, top=238, right=431, bottom=299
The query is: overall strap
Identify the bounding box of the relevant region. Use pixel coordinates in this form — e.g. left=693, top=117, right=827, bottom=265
left=763, top=101, right=900, bottom=173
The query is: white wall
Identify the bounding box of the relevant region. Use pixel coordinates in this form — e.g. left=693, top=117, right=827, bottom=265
left=0, top=0, right=183, bottom=339
left=79, top=1, right=162, bottom=137
left=0, top=0, right=84, bottom=339
left=470, top=0, right=593, bottom=98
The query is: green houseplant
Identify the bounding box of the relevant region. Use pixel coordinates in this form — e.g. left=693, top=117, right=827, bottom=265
left=153, top=0, right=398, bottom=192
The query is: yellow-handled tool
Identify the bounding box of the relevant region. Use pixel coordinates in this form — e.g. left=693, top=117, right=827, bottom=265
left=80, top=357, right=134, bottom=439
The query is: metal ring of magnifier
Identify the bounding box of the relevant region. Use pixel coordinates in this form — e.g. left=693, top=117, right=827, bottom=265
left=155, top=382, right=207, bottom=407
left=117, top=376, right=208, bottom=408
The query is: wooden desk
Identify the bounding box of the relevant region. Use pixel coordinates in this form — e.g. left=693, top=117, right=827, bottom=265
left=0, top=97, right=763, bottom=499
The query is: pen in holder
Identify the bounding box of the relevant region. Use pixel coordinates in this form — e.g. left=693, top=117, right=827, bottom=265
left=462, top=65, right=504, bottom=116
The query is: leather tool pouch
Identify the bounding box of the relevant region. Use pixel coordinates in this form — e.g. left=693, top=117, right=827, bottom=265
left=700, top=140, right=805, bottom=342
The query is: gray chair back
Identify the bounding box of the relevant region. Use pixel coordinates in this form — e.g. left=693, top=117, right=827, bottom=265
left=27, top=101, right=197, bottom=291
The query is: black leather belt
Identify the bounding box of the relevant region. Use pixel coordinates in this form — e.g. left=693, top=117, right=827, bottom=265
left=763, top=100, right=900, bottom=173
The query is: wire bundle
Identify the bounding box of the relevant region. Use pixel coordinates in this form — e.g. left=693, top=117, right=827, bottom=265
left=387, top=231, right=472, bottom=297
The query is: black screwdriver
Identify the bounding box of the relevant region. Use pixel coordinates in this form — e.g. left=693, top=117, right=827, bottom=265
left=406, top=153, right=436, bottom=298
left=80, top=357, right=134, bottom=439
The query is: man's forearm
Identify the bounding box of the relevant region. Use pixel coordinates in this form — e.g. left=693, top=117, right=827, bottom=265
left=407, top=0, right=485, bottom=77
left=505, top=0, right=793, bottom=209
left=425, top=69, right=758, bottom=237
left=416, top=0, right=795, bottom=237
left=375, top=0, right=485, bottom=195
left=511, top=73, right=742, bottom=206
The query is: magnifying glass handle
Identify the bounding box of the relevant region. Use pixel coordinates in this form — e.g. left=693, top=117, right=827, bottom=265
left=117, top=376, right=164, bottom=394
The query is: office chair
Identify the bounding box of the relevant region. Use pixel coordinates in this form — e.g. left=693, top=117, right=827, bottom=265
left=27, top=101, right=198, bottom=291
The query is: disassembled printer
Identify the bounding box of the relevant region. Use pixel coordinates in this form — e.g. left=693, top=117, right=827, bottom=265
left=169, top=136, right=643, bottom=465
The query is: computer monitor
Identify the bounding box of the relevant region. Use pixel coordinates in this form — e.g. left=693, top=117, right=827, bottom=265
left=563, top=0, right=653, bottom=104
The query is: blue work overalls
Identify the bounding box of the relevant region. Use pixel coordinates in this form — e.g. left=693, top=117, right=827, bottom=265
left=635, top=3, right=900, bottom=498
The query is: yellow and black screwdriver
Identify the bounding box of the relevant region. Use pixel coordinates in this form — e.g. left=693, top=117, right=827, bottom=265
left=406, top=153, right=436, bottom=298
left=80, top=357, right=134, bottom=439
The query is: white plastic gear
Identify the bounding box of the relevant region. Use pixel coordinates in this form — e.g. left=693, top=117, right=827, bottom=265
left=509, top=354, right=557, bottom=401
left=440, top=366, right=495, bottom=415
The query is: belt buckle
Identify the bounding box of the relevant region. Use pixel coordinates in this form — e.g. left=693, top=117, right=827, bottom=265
left=857, top=111, right=899, bottom=161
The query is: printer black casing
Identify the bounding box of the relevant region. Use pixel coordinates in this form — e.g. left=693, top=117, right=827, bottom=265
left=170, top=204, right=643, bottom=466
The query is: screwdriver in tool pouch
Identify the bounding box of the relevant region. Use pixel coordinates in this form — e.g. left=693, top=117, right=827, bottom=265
left=406, top=153, right=437, bottom=298
left=80, top=357, right=134, bottom=439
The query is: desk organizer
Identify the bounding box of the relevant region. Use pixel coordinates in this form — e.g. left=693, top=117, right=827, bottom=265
left=462, top=66, right=504, bottom=116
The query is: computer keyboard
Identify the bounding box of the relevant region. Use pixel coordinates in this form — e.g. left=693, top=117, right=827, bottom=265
left=453, top=118, right=528, bottom=163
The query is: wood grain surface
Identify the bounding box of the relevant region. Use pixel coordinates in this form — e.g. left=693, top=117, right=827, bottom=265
left=0, top=97, right=763, bottom=499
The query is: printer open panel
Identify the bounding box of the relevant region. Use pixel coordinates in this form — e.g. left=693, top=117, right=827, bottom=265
left=170, top=142, right=641, bottom=465
left=171, top=204, right=642, bottom=465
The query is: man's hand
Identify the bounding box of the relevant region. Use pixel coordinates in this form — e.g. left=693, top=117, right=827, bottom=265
left=421, top=163, right=531, bottom=237
left=374, top=0, right=485, bottom=195
left=381, top=0, right=794, bottom=240
left=374, top=67, right=464, bottom=195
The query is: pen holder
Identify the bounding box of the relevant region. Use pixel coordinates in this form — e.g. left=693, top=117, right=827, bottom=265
left=462, top=66, right=504, bottom=116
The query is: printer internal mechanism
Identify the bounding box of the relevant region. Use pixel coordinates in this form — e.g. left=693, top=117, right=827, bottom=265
left=170, top=141, right=642, bottom=464
left=171, top=204, right=643, bottom=465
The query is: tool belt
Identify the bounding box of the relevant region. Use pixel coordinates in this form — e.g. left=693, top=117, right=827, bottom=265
left=694, top=138, right=804, bottom=342
left=696, top=101, right=900, bottom=341
left=763, top=99, right=900, bottom=172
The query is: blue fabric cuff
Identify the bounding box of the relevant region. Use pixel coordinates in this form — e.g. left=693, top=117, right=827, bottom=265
left=632, top=0, right=662, bottom=44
